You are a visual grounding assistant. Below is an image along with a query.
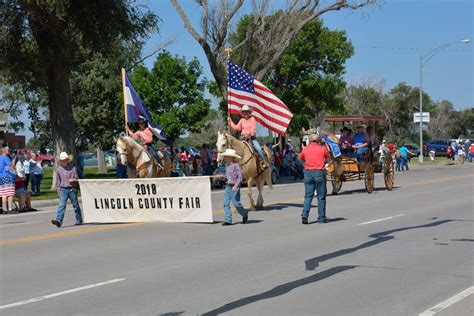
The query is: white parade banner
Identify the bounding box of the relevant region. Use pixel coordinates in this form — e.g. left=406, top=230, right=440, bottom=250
left=79, top=177, right=213, bottom=223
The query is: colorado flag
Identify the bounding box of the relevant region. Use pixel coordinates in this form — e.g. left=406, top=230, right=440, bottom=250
left=122, top=69, right=171, bottom=145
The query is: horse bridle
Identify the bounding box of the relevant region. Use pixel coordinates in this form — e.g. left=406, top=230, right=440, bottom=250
left=223, top=133, right=254, bottom=167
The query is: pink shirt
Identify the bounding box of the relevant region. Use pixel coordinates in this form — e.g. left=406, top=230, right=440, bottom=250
left=230, top=117, right=257, bottom=138
left=131, top=128, right=153, bottom=144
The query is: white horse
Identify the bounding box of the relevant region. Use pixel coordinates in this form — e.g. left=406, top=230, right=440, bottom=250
left=116, top=136, right=170, bottom=178
left=216, top=131, right=273, bottom=210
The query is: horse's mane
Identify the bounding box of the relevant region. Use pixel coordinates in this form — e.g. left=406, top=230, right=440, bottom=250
left=120, top=136, right=141, bottom=149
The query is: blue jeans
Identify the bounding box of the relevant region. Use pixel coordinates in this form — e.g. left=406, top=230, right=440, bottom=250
left=302, top=170, right=327, bottom=221
left=224, top=185, right=248, bottom=223
left=56, top=188, right=82, bottom=224
left=147, top=144, right=161, bottom=163
left=467, top=153, right=473, bottom=162
left=116, top=164, right=128, bottom=178
left=251, top=138, right=266, bottom=159
left=356, top=147, right=368, bottom=163
left=401, top=156, right=409, bottom=171
left=31, top=174, right=42, bottom=194
left=395, top=157, right=401, bottom=171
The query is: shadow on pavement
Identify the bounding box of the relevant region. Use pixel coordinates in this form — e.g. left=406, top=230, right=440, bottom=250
left=309, top=217, right=347, bottom=225
left=201, top=265, right=357, bottom=316
left=335, top=186, right=398, bottom=196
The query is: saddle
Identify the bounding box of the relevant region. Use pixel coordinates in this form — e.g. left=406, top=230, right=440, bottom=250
left=141, top=145, right=164, bottom=171
left=242, top=141, right=268, bottom=173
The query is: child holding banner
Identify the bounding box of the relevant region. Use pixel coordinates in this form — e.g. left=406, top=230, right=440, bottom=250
left=51, top=152, right=82, bottom=228
left=218, top=149, right=248, bottom=226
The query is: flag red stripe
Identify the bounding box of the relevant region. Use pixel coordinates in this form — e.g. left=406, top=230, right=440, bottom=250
left=227, top=90, right=293, bottom=121
left=229, top=108, right=286, bottom=135
left=228, top=99, right=290, bottom=128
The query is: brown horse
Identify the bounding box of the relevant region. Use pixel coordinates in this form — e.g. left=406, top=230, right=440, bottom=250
left=216, top=131, right=273, bottom=211
left=116, top=136, right=171, bottom=178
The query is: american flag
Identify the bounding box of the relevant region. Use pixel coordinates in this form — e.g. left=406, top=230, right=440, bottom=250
left=227, top=61, right=293, bottom=135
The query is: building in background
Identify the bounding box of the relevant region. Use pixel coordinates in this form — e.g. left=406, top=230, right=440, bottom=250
left=0, top=105, right=26, bottom=149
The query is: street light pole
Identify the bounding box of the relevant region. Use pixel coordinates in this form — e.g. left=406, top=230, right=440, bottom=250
left=418, top=39, right=470, bottom=163
left=419, top=56, right=423, bottom=162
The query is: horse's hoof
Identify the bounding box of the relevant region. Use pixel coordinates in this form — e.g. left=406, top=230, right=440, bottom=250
left=256, top=205, right=264, bottom=209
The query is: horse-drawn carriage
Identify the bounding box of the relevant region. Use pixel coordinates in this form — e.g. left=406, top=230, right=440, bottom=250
left=304, top=116, right=395, bottom=195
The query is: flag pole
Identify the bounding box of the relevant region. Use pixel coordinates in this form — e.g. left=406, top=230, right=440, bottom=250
left=121, top=68, right=129, bottom=134
left=225, top=48, right=233, bottom=129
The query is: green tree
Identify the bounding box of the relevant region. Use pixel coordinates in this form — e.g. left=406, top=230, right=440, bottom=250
left=0, top=0, right=158, bottom=162
left=260, top=19, right=354, bottom=134
left=130, top=52, right=210, bottom=141
left=72, top=41, right=144, bottom=150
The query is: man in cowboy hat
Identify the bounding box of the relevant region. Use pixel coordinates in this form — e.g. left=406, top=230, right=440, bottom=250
left=51, top=152, right=82, bottom=228
left=228, top=105, right=267, bottom=167
left=218, top=148, right=248, bottom=226
left=299, top=131, right=330, bottom=224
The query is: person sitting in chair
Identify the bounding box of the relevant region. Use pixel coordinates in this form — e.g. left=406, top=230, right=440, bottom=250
left=228, top=105, right=267, bottom=167
left=127, top=116, right=161, bottom=164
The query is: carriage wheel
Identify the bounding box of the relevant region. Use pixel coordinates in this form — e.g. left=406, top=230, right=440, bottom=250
left=331, top=174, right=343, bottom=195
left=384, top=155, right=395, bottom=191
left=364, top=165, right=375, bottom=194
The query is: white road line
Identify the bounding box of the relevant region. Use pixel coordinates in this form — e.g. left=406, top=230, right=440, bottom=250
left=0, top=278, right=125, bottom=310
left=356, top=214, right=405, bottom=226
left=0, top=220, right=45, bottom=228
left=419, top=286, right=474, bottom=316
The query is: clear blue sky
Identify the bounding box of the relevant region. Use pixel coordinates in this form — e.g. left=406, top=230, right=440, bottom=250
left=142, top=0, right=473, bottom=108
left=19, top=0, right=473, bottom=140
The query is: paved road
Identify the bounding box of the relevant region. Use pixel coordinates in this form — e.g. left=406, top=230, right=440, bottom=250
left=1, top=164, right=473, bottom=315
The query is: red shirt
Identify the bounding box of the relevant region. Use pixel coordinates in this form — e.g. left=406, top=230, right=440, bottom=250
left=299, top=143, right=329, bottom=170
left=469, top=145, right=474, bottom=154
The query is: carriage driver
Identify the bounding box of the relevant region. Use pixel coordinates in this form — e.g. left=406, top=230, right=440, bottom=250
left=228, top=105, right=267, bottom=166
left=126, top=116, right=161, bottom=163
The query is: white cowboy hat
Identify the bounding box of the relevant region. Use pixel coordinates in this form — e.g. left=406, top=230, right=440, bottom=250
left=240, top=105, right=253, bottom=113
left=59, top=152, right=73, bottom=161
left=222, top=148, right=242, bottom=159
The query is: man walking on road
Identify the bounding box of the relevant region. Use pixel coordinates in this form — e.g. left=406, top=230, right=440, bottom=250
left=299, top=131, right=330, bottom=224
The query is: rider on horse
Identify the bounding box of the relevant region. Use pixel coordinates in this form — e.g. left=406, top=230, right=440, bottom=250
left=228, top=105, right=267, bottom=167
left=126, top=116, right=161, bottom=164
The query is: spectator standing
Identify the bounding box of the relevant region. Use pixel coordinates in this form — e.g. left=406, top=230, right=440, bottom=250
left=219, top=149, right=248, bottom=226
left=200, top=144, right=211, bottom=175
left=273, top=147, right=283, bottom=177
left=23, top=153, right=31, bottom=190
left=51, top=152, right=82, bottom=228
left=399, top=145, right=413, bottom=171
left=0, top=146, right=17, bottom=213
left=395, top=146, right=402, bottom=171
left=299, top=132, right=330, bottom=224
left=76, top=145, right=85, bottom=179
left=467, top=144, right=474, bottom=162
left=29, top=152, right=44, bottom=195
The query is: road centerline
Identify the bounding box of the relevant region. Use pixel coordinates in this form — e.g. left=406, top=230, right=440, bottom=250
left=419, top=286, right=474, bottom=316
left=356, top=214, right=405, bottom=226
left=0, top=278, right=125, bottom=311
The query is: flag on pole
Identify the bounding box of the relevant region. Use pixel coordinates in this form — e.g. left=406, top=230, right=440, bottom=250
left=227, top=61, right=293, bottom=135
left=122, top=69, right=172, bottom=145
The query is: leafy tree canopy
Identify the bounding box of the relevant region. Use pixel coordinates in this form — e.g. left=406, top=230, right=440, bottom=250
left=130, top=52, right=211, bottom=141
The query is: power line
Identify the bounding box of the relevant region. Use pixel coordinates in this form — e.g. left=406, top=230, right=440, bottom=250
left=354, top=45, right=471, bottom=52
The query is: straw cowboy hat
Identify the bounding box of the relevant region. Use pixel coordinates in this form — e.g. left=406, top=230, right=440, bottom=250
left=222, top=148, right=242, bottom=159
left=240, top=105, right=253, bottom=113
left=356, top=124, right=367, bottom=129
left=59, top=152, right=73, bottom=161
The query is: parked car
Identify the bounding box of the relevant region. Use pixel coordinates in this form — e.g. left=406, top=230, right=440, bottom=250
left=211, top=164, right=279, bottom=189
left=13, top=148, right=54, bottom=167
left=423, top=139, right=450, bottom=157
left=84, top=152, right=116, bottom=167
